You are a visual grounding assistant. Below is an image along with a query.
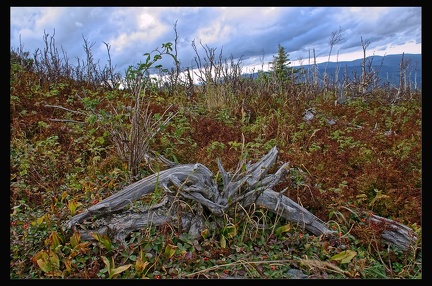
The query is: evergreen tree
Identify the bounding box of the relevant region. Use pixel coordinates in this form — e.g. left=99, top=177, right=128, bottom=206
left=270, top=44, right=301, bottom=84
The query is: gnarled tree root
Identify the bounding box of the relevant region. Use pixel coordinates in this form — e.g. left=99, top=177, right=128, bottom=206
left=65, top=147, right=417, bottom=251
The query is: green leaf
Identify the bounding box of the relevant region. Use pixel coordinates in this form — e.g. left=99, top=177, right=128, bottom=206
left=164, top=243, right=177, bottom=258
left=225, top=225, right=237, bottom=238
left=70, top=232, right=81, bottom=248
left=201, top=229, right=209, bottom=239
left=101, top=256, right=111, bottom=270
left=220, top=235, right=227, bottom=248
left=68, top=200, right=82, bottom=216
left=37, top=258, right=51, bottom=273
left=48, top=250, right=60, bottom=269
left=275, top=224, right=291, bottom=236
left=110, top=264, right=132, bottom=278
left=330, top=250, right=357, bottom=264
left=50, top=231, right=63, bottom=249
left=135, top=257, right=149, bottom=274
left=91, top=233, right=113, bottom=251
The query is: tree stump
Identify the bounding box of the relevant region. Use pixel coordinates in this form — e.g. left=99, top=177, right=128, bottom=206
left=65, top=147, right=417, bottom=250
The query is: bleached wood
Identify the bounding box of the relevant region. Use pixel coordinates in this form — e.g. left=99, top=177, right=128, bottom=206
left=65, top=147, right=416, bottom=250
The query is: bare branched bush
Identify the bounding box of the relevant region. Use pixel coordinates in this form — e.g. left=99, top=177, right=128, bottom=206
left=110, top=75, right=177, bottom=178
left=323, top=27, right=345, bottom=90
left=29, top=29, right=123, bottom=90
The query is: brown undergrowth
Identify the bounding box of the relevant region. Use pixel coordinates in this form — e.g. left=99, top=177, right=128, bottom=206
left=10, top=63, right=421, bottom=278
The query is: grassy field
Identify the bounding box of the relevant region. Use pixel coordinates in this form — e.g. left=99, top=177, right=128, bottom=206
left=10, top=47, right=422, bottom=279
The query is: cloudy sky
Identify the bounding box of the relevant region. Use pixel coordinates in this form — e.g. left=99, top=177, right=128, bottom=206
left=10, top=7, right=422, bottom=76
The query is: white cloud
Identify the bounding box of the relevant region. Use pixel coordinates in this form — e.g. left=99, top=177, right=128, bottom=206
left=195, top=21, right=233, bottom=45
left=138, top=12, right=156, bottom=30
left=33, top=7, right=64, bottom=30
left=348, top=7, right=389, bottom=21
left=107, top=9, right=169, bottom=53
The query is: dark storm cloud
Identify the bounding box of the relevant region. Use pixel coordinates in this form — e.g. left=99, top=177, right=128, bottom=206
left=11, top=7, right=421, bottom=75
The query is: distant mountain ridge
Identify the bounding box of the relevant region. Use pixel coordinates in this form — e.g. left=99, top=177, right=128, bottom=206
left=314, top=54, right=422, bottom=89
left=245, top=54, right=422, bottom=89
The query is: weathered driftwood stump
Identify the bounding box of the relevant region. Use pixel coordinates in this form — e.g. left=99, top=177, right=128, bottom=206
left=65, top=147, right=417, bottom=251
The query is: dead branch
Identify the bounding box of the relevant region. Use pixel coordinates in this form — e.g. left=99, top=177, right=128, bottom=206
left=64, top=147, right=417, bottom=250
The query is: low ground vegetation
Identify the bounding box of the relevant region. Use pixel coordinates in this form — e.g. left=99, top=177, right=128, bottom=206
left=10, top=38, right=421, bottom=279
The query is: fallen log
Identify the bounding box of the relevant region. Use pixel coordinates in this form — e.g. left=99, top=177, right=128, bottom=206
left=64, top=147, right=417, bottom=250
left=367, top=214, right=418, bottom=251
